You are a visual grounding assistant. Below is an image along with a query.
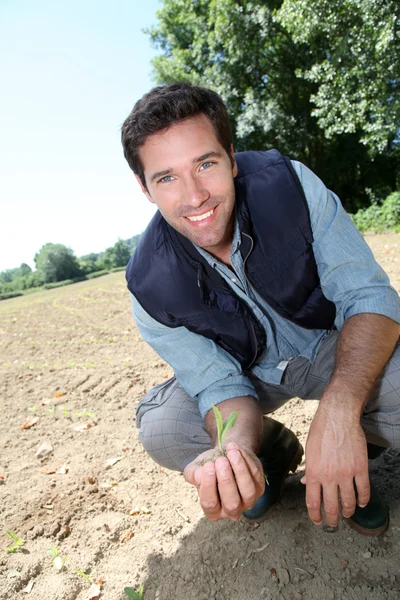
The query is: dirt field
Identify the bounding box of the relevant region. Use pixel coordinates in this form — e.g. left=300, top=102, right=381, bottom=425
left=0, top=232, right=399, bottom=600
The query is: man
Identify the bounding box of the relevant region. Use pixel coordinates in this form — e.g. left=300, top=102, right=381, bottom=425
left=121, top=83, right=400, bottom=535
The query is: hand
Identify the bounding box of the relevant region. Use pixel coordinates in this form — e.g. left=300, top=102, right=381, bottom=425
left=183, top=442, right=265, bottom=521
left=301, top=402, right=370, bottom=527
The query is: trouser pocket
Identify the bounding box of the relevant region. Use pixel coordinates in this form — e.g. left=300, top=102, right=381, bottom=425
left=135, top=376, right=179, bottom=428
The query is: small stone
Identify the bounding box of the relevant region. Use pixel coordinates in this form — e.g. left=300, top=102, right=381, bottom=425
left=362, top=551, right=372, bottom=559
left=35, top=441, right=53, bottom=459
left=342, top=559, right=348, bottom=569
left=276, top=567, right=290, bottom=585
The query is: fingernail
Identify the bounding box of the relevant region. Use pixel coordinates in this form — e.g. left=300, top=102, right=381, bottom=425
left=194, top=468, right=201, bottom=485
left=358, top=503, right=367, bottom=508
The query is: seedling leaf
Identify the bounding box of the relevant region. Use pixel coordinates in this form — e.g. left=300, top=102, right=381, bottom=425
left=6, top=531, right=19, bottom=543
left=48, top=547, right=58, bottom=559
left=5, top=531, right=24, bottom=554
left=212, top=404, right=224, bottom=450
left=75, top=570, right=93, bottom=584
left=124, top=584, right=144, bottom=599
left=220, top=412, right=238, bottom=444
left=212, top=405, right=238, bottom=451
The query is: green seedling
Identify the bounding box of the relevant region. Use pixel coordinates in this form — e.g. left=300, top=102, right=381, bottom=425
left=75, top=409, right=95, bottom=419
left=48, top=404, right=55, bottom=415
left=28, top=405, right=37, bottom=413
left=48, top=547, right=66, bottom=571
left=5, top=531, right=24, bottom=554
left=124, top=584, right=144, bottom=599
left=75, top=570, right=93, bottom=585
left=61, top=406, right=69, bottom=417
left=212, top=404, right=238, bottom=451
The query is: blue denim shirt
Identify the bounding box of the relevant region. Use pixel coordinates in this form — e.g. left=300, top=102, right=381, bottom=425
left=131, top=161, right=400, bottom=418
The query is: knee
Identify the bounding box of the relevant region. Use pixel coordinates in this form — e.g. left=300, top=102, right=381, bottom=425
left=137, top=399, right=211, bottom=472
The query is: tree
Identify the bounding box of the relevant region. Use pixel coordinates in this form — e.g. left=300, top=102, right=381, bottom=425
left=102, top=239, right=131, bottom=269
left=276, top=0, right=400, bottom=155
left=0, top=263, right=32, bottom=284
left=34, top=243, right=82, bottom=283
left=146, top=0, right=399, bottom=210
left=18, top=263, right=32, bottom=277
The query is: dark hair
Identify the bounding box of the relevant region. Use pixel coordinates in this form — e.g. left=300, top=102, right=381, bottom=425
left=121, top=83, right=233, bottom=187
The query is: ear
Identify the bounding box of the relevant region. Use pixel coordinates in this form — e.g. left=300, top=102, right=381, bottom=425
left=135, top=174, right=154, bottom=204
left=229, top=145, right=238, bottom=177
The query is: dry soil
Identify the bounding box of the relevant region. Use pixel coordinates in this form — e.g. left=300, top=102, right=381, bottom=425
left=0, top=232, right=399, bottom=600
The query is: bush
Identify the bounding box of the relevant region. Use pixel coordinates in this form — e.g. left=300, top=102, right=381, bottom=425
left=86, top=270, right=109, bottom=279
left=43, top=276, right=86, bottom=290
left=109, top=266, right=126, bottom=273
left=0, top=291, right=23, bottom=301
left=352, top=191, right=400, bottom=233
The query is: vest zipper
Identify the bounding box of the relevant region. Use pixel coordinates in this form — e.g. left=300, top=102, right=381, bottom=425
left=246, top=320, right=259, bottom=369
left=241, top=232, right=254, bottom=281
left=241, top=232, right=259, bottom=369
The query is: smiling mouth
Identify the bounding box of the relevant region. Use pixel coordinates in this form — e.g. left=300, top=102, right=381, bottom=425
left=186, top=208, right=214, bottom=222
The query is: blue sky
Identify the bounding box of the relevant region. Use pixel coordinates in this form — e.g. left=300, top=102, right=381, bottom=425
left=0, top=0, right=162, bottom=272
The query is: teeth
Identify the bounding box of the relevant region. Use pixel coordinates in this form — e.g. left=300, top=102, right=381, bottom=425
left=187, top=209, right=214, bottom=222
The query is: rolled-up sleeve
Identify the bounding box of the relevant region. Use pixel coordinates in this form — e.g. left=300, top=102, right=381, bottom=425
left=130, top=294, right=258, bottom=418
left=292, top=161, right=400, bottom=329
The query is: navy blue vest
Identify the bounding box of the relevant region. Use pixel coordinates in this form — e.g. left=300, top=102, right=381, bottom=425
left=126, top=150, right=336, bottom=369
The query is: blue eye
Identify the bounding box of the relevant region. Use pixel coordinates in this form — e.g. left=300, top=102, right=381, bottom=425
left=200, top=161, right=213, bottom=170
left=159, top=175, right=174, bottom=183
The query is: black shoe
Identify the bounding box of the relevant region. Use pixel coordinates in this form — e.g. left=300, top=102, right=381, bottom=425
left=243, top=418, right=303, bottom=521
left=347, top=479, right=389, bottom=536
left=347, top=444, right=389, bottom=536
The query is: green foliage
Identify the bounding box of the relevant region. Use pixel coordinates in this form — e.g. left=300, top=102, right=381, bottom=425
left=352, top=191, right=400, bottom=233
left=43, top=276, right=86, bottom=290
left=124, top=584, right=144, bottom=599
left=125, top=233, right=143, bottom=254
left=0, top=263, right=32, bottom=284
left=34, top=243, right=82, bottom=284
left=147, top=0, right=399, bottom=211
left=75, top=570, right=93, bottom=585
left=276, top=0, right=400, bottom=154
left=109, top=266, right=126, bottom=273
left=0, top=291, right=23, bottom=301
left=5, top=531, right=24, bottom=554
left=86, top=270, right=109, bottom=279
left=102, top=239, right=131, bottom=269
left=212, top=403, right=238, bottom=451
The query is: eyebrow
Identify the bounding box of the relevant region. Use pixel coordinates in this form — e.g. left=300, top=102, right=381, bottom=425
left=149, top=150, right=223, bottom=183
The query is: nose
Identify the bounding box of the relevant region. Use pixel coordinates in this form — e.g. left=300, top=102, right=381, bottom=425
left=183, top=175, right=210, bottom=207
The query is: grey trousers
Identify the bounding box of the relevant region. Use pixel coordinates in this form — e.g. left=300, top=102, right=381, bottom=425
left=136, top=331, right=400, bottom=472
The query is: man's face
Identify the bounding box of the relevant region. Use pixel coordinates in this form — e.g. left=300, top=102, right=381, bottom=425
left=137, top=114, right=238, bottom=258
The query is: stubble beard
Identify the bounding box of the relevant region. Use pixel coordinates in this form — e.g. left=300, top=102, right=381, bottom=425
left=166, top=193, right=235, bottom=251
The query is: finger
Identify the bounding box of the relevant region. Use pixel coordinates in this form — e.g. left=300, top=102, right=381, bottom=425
left=231, top=445, right=265, bottom=495
left=339, top=480, right=357, bottom=518
left=355, top=472, right=370, bottom=508
left=198, top=462, right=222, bottom=520
left=305, top=480, right=323, bottom=525
left=214, top=456, right=242, bottom=520
left=321, top=482, right=339, bottom=527
left=183, top=462, right=197, bottom=486
left=226, top=447, right=258, bottom=510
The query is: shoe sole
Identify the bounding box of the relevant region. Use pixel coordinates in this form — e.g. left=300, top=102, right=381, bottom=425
left=346, top=516, right=389, bottom=537
left=243, top=441, right=304, bottom=523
